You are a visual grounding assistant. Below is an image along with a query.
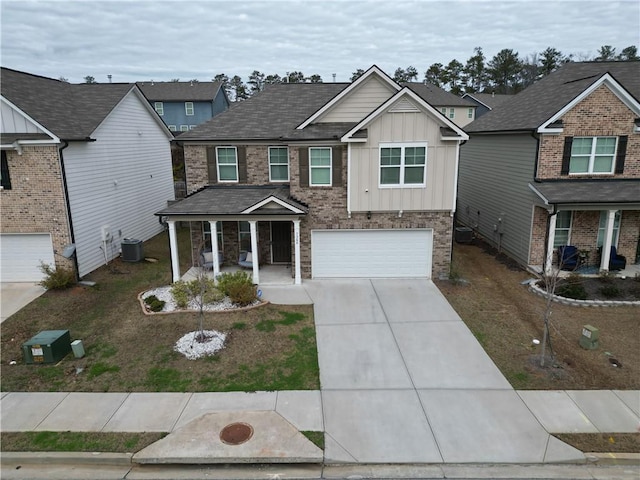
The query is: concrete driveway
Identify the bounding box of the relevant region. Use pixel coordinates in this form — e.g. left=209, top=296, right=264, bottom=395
left=304, top=279, right=584, bottom=464
left=0, top=283, right=46, bottom=323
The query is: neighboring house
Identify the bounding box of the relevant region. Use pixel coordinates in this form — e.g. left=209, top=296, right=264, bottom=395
left=1, top=67, right=175, bottom=281
left=461, top=92, right=513, bottom=118
left=137, top=81, right=229, bottom=134
left=406, top=83, right=477, bottom=127
left=157, top=66, right=468, bottom=284
left=457, top=61, right=640, bottom=273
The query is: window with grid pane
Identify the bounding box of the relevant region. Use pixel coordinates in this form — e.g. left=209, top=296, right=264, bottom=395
left=154, top=102, right=164, bottom=115
left=216, top=147, right=238, bottom=181
left=569, top=137, right=616, bottom=174
left=269, top=147, right=289, bottom=182
left=203, top=222, right=223, bottom=251
left=553, top=211, right=572, bottom=247
left=185, top=102, right=194, bottom=116
left=379, top=144, right=426, bottom=186
left=596, top=211, right=621, bottom=247
left=309, top=147, right=331, bottom=186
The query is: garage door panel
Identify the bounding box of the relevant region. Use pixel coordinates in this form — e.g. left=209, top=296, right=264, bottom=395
left=0, top=234, right=55, bottom=282
left=312, top=229, right=432, bottom=278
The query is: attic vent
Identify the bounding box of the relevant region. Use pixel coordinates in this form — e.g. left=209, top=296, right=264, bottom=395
left=389, top=99, right=420, bottom=113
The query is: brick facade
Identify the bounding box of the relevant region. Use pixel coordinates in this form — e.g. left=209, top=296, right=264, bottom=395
left=0, top=146, right=74, bottom=270
left=183, top=144, right=453, bottom=279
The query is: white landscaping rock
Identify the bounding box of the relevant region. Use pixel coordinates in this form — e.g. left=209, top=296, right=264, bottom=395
left=174, top=330, right=227, bottom=360
left=142, top=286, right=260, bottom=313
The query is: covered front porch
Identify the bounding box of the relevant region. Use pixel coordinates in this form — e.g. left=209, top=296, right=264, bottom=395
left=181, top=263, right=295, bottom=285
left=156, top=185, right=308, bottom=285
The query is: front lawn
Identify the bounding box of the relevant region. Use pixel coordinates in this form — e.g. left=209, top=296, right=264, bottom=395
left=0, top=227, right=319, bottom=392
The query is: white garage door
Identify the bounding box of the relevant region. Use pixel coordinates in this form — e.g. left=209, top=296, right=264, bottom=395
left=0, top=234, right=55, bottom=282
left=311, top=229, right=432, bottom=278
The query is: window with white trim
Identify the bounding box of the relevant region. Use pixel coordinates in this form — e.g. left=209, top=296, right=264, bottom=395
left=441, top=107, right=447, bottom=115
left=309, top=147, right=331, bottom=186
left=180, top=125, right=189, bottom=131
left=185, top=102, right=194, bottom=115
left=216, top=146, right=238, bottom=182
left=597, top=211, right=621, bottom=247
left=379, top=143, right=426, bottom=187
left=448, top=108, right=455, bottom=119
left=154, top=102, right=164, bottom=115
left=238, top=221, right=251, bottom=251
left=269, top=147, right=289, bottom=182
left=168, top=125, right=177, bottom=132
left=468, top=108, right=474, bottom=119
left=553, top=210, right=572, bottom=247
left=569, top=137, right=617, bottom=174
left=203, top=221, right=223, bottom=251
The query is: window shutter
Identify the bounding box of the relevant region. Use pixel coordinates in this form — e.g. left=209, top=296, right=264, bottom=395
left=207, top=146, right=217, bottom=183
left=1, top=151, right=12, bottom=190
left=237, top=146, right=247, bottom=183
left=332, top=146, right=343, bottom=186
left=299, top=147, right=309, bottom=187
left=615, top=135, right=628, bottom=174
left=560, top=137, right=573, bottom=175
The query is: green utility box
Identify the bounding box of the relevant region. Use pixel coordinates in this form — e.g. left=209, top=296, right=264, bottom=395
left=22, top=330, right=71, bottom=364
left=579, top=325, right=599, bottom=350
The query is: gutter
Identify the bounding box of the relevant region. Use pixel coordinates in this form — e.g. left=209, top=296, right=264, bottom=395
left=58, top=140, right=80, bottom=279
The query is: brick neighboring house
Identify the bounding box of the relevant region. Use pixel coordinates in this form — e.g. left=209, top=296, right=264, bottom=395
left=157, top=66, right=468, bottom=284
left=1, top=67, right=174, bottom=281
left=457, top=61, right=640, bottom=273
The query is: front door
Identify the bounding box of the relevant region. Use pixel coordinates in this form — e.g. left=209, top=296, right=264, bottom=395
left=271, top=221, right=292, bottom=264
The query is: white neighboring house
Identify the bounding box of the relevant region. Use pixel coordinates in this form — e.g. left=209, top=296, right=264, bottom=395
left=0, top=67, right=175, bottom=281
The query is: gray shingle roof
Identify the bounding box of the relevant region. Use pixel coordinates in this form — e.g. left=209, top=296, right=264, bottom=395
left=529, top=180, right=640, bottom=205
left=177, top=83, right=350, bottom=142
left=404, top=83, right=476, bottom=107
left=156, top=185, right=308, bottom=216
left=136, top=81, right=224, bottom=102
left=1, top=67, right=135, bottom=140
left=467, top=61, right=640, bottom=133
left=462, top=92, right=513, bottom=109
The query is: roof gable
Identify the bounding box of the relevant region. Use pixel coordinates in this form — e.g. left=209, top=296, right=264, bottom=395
left=136, top=81, right=224, bottom=102
left=0, top=96, right=59, bottom=145
left=341, top=87, right=469, bottom=142
left=297, top=65, right=399, bottom=129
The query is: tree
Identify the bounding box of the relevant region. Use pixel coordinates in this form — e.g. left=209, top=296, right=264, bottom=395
left=264, top=73, right=282, bottom=85
left=487, top=49, right=523, bottom=94
left=229, top=75, right=248, bottom=101
left=350, top=69, right=365, bottom=82
left=247, top=70, right=265, bottom=94
left=58, top=76, right=69, bottom=83
left=595, top=45, right=616, bottom=61
left=539, top=47, right=570, bottom=77
left=424, top=63, right=446, bottom=87
left=285, top=71, right=305, bottom=83
left=393, top=66, right=418, bottom=83
left=462, top=47, right=487, bottom=93
left=444, top=59, right=464, bottom=95
left=307, top=74, right=323, bottom=83
left=213, top=73, right=232, bottom=98
left=84, top=75, right=97, bottom=84
left=520, top=53, right=540, bottom=89
left=617, top=45, right=639, bottom=61
left=170, top=78, right=180, bottom=82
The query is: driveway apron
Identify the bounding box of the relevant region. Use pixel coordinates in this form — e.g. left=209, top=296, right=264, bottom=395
left=304, top=279, right=584, bottom=464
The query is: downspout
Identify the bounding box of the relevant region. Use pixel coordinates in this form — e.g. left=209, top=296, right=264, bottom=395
left=58, top=140, right=80, bottom=279
left=450, top=138, right=468, bottom=278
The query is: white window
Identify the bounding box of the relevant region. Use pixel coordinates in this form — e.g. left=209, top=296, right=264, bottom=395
left=309, top=147, right=332, bottom=186
left=468, top=108, right=474, bottom=119
left=180, top=125, right=189, bottom=131
left=569, top=137, right=617, bottom=174
left=203, top=221, right=223, bottom=251
left=185, top=102, right=194, bottom=116
left=154, top=102, right=164, bottom=115
left=554, top=211, right=572, bottom=247
left=441, top=107, right=447, bottom=115
left=216, top=146, right=238, bottom=182
left=168, top=125, right=177, bottom=132
left=269, top=147, right=289, bottom=182
left=597, top=211, right=621, bottom=247
left=379, top=143, right=426, bottom=187
left=449, top=108, right=455, bottom=119
left=238, top=221, right=251, bottom=251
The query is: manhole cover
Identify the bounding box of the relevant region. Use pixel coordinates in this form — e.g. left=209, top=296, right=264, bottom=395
left=219, top=422, right=254, bottom=445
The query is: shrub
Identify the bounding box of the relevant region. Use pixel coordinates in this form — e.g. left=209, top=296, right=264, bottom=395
left=144, top=295, right=165, bottom=312
left=556, top=282, right=587, bottom=300
left=170, top=281, right=189, bottom=308
left=170, top=278, right=224, bottom=308
left=38, top=262, right=76, bottom=290
left=598, top=271, right=616, bottom=284
left=216, top=271, right=253, bottom=296
left=227, top=282, right=257, bottom=306
left=600, top=285, right=621, bottom=298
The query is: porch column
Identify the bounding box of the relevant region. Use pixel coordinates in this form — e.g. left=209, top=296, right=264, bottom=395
left=167, top=220, right=180, bottom=282
left=208, top=220, right=220, bottom=278
left=249, top=220, right=259, bottom=284
left=600, top=209, right=616, bottom=272
left=545, top=212, right=557, bottom=275
left=293, top=219, right=301, bottom=285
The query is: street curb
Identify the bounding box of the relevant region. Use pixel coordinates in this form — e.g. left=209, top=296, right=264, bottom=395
left=0, top=451, right=132, bottom=466
left=586, top=452, right=640, bottom=465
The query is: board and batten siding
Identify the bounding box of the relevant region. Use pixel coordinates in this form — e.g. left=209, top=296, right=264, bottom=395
left=319, top=76, right=396, bottom=123
left=1, top=100, right=48, bottom=134
left=349, top=110, right=458, bottom=212
left=457, top=134, right=538, bottom=265
left=63, top=91, right=174, bottom=277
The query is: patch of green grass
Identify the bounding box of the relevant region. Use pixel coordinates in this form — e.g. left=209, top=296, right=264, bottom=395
left=232, top=322, right=247, bottom=330
left=0, top=431, right=166, bottom=452
left=472, top=330, right=487, bottom=347
left=302, top=431, right=324, bottom=450
left=146, top=367, right=192, bottom=392
left=255, top=311, right=305, bottom=332
left=87, top=362, right=120, bottom=379
left=100, top=344, right=118, bottom=358
left=509, top=371, right=530, bottom=388
left=35, top=366, right=64, bottom=381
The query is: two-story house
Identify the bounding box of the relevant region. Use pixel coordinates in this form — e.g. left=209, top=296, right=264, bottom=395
left=157, top=66, right=468, bottom=284
left=457, top=61, right=640, bottom=273
left=137, top=81, right=230, bottom=134
left=1, top=67, right=174, bottom=282
left=461, top=92, right=512, bottom=119
left=406, top=83, right=478, bottom=127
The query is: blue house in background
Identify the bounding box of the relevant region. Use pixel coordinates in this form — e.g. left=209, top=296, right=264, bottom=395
left=137, top=80, right=230, bottom=134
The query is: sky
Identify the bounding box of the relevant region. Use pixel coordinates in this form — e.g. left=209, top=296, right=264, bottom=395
left=1, top=0, right=638, bottom=84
